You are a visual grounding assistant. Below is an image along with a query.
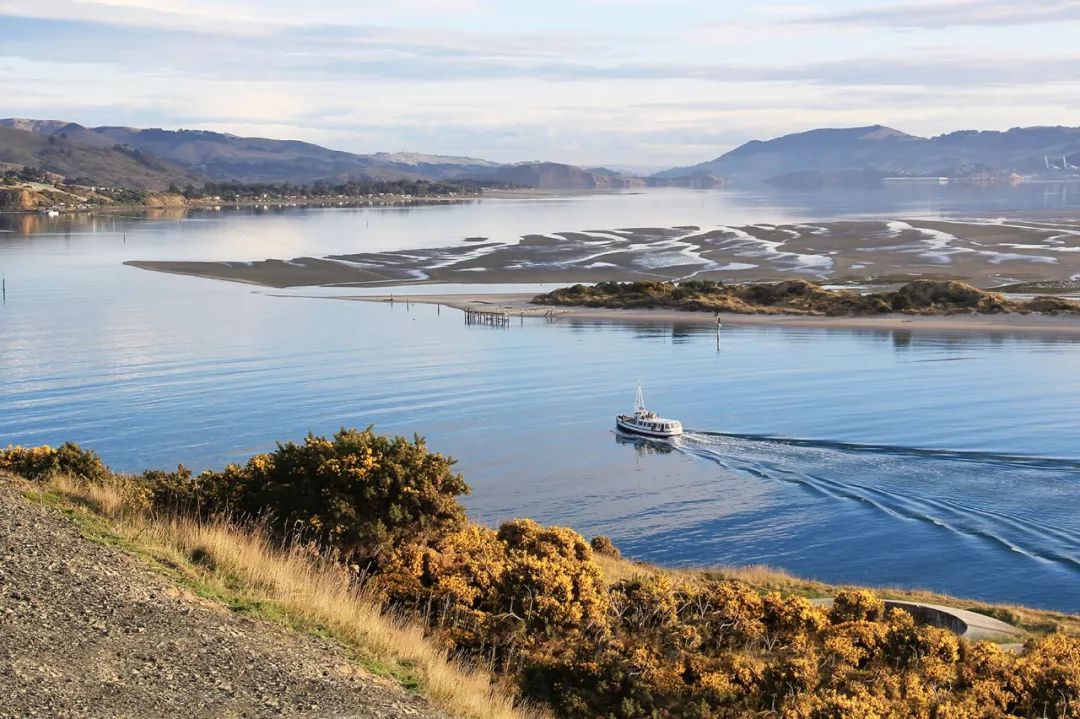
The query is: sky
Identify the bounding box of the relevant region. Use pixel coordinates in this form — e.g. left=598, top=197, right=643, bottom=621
left=2, top=0, right=1079, bottom=168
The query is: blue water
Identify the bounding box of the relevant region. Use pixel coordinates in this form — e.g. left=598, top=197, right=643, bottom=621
left=1, top=189, right=1078, bottom=611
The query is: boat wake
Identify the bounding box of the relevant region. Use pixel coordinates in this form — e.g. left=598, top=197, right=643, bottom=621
left=670, top=431, right=1080, bottom=573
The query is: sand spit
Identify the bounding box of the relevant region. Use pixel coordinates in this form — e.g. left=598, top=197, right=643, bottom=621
left=331, top=292, right=1080, bottom=337
left=127, top=217, right=1080, bottom=290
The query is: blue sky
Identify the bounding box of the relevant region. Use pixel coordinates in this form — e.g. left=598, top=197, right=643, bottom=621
left=2, top=0, right=1078, bottom=167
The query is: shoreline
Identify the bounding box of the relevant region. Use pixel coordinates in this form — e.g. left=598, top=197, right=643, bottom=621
left=1, top=193, right=480, bottom=216
left=335, top=292, right=1080, bottom=336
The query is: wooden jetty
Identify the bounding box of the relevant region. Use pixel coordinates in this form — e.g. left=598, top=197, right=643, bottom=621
left=464, top=307, right=511, bottom=328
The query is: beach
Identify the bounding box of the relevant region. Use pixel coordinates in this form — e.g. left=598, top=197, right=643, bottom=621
left=337, top=292, right=1080, bottom=336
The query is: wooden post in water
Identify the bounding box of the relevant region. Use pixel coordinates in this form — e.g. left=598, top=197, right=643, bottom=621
left=464, top=306, right=509, bottom=328
left=2, top=275, right=5, bottom=303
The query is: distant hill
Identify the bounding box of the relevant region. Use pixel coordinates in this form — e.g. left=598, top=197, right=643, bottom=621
left=0, top=124, right=204, bottom=190
left=477, top=162, right=646, bottom=189
left=1, top=118, right=646, bottom=190
left=657, top=124, right=1080, bottom=184
left=85, top=125, right=465, bottom=184
left=8, top=117, right=1080, bottom=193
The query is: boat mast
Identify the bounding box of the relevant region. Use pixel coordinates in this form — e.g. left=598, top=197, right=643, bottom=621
left=635, top=383, right=646, bottom=413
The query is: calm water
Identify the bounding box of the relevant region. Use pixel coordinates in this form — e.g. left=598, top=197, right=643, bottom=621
left=1, top=187, right=1078, bottom=610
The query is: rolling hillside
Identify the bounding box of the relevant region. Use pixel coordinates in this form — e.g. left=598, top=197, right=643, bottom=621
left=11, top=117, right=1077, bottom=193
left=1, top=118, right=642, bottom=189
left=657, top=124, right=1080, bottom=183
left=0, top=124, right=204, bottom=190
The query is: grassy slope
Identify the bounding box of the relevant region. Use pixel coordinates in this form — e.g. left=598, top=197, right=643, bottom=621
left=10, top=473, right=537, bottom=719
left=11, top=470, right=1078, bottom=718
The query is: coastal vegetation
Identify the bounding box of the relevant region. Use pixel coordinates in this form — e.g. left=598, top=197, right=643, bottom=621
left=534, top=279, right=1080, bottom=317
left=3, top=433, right=1079, bottom=718
left=174, top=179, right=490, bottom=202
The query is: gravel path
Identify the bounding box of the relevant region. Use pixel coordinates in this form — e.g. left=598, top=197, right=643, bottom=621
left=0, top=480, right=451, bottom=719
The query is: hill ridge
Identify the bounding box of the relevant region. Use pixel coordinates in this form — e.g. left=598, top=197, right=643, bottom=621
left=656, top=123, right=1080, bottom=182
left=0, top=118, right=646, bottom=189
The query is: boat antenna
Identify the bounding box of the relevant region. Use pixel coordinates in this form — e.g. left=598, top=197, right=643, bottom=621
left=635, top=383, right=645, bottom=413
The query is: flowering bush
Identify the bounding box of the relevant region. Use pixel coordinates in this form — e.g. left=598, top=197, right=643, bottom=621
left=149, top=427, right=469, bottom=560
left=0, top=442, right=110, bottom=483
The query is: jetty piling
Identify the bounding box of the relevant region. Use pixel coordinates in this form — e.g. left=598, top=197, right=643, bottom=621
left=464, top=307, right=511, bottom=328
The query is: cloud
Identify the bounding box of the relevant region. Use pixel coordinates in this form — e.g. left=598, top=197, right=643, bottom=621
left=5, top=14, right=1080, bottom=89
left=0, top=0, right=486, bottom=32
left=793, top=0, right=1080, bottom=29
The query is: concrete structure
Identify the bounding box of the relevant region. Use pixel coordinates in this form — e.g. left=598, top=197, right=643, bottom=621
left=810, top=597, right=1025, bottom=643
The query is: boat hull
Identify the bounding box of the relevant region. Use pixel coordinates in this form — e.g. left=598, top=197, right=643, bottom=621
left=616, top=416, right=683, bottom=438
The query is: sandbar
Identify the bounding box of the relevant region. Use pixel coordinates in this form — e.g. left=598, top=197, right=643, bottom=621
left=334, top=292, right=1080, bottom=337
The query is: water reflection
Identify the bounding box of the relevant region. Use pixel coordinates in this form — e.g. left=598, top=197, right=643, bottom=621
left=614, top=431, right=677, bottom=455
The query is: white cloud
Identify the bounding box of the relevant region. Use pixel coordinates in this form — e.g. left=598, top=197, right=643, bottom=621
left=0, top=0, right=488, bottom=33
left=793, top=0, right=1080, bottom=28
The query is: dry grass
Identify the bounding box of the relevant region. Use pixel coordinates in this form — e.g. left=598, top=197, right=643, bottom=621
left=30, top=475, right=540, bottom=719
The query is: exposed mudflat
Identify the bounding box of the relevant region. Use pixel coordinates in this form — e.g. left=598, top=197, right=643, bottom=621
left=127, top=216, right=1080, bottom=288
left=0, top=479, right=449, bottom=719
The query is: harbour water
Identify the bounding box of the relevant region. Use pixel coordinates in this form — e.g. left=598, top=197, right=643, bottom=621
left=1, top=187, right=1078, bottom=610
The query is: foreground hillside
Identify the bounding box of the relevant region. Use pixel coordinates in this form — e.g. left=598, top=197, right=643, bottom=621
left=0, top=480, right=453, bottom=719
left=2, top=434, right=1077, bottom=719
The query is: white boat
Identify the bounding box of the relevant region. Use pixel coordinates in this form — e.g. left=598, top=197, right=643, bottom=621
left=616, top=385, right=683, bottom=438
